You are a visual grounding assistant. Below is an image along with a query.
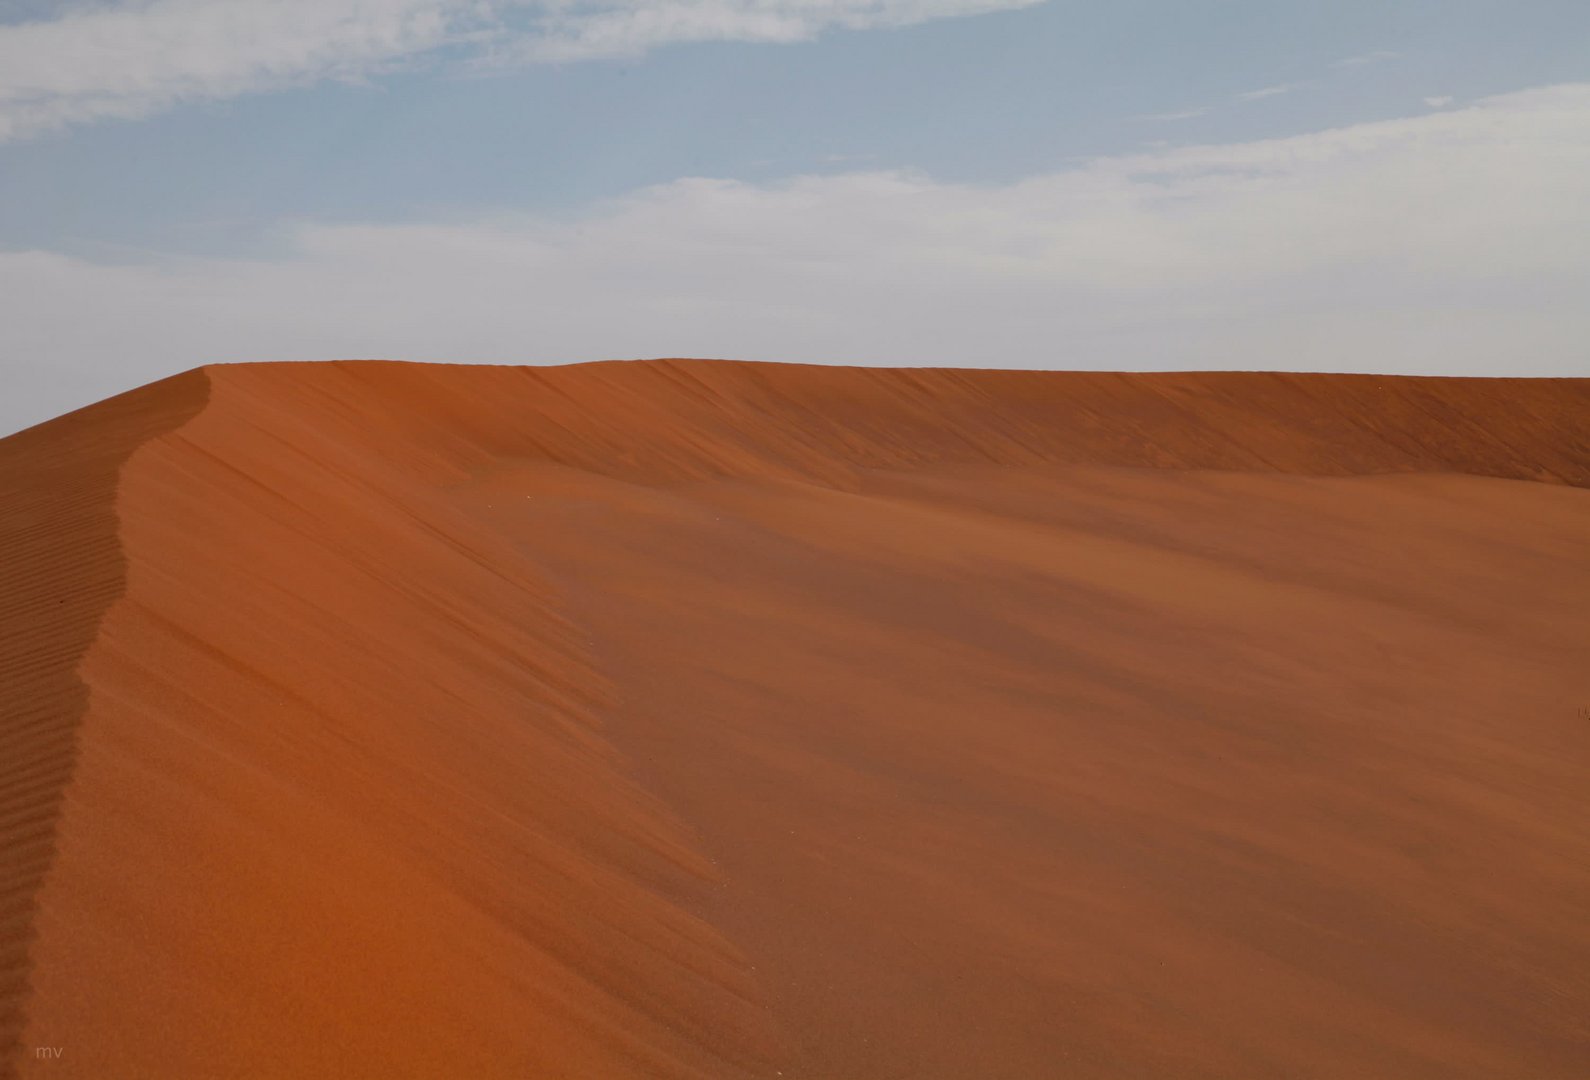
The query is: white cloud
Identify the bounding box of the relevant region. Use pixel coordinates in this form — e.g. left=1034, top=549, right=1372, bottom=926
left=0, top=0, right=1041, bottom=142
left=1424, top=95, right=1454, bottom=108
left=0, top=0, right=472, bottom=141
left=4, top=83, right=1588, bottom=432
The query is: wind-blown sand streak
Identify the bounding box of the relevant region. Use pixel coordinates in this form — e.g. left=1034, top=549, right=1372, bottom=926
left=1, top=360, right=1587, bottom=1078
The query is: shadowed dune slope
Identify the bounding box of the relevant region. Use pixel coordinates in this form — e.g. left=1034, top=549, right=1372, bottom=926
left=1, top=359, right=1588, bottom=1078
left=0, top=372, right=210, bottom=1072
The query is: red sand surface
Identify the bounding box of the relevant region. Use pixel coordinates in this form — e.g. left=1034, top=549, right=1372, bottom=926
left=2, top=360, right=1588, bottom=1078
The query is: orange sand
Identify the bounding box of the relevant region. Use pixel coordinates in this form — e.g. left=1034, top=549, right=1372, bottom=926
left=2, top=360, right=1588, bottom=1078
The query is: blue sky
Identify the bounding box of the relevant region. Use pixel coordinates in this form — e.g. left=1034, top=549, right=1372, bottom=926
left=2, top=0, right=1587, bottom=433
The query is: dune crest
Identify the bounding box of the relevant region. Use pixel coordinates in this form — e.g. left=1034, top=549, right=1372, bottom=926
left=2, top=360, right=1588, bottom=1078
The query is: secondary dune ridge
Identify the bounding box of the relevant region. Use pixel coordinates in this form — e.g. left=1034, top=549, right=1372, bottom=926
left=1, top=359, right=1588, bottom=1078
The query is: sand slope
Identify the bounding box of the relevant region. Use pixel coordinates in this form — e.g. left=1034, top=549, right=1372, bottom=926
left=2, top=360, right=1588, bottom=1078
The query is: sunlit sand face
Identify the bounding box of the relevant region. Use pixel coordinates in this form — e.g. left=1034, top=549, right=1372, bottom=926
left=4, top=361, right=1588, bottom=1078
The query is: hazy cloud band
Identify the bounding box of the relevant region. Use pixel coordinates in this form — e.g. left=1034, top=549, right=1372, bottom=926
left=4, top=84, right=1587, bottom=433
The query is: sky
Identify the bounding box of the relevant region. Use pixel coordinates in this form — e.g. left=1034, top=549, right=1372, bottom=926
left=2, top=1, right=1588, bottom=434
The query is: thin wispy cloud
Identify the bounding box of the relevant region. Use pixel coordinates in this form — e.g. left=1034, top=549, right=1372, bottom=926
left=1137, top=47, right=1401, bottom=127
left=1424, top=95, right=1454, bottom=108
left=1333, top=49, right=1400, bottom=68
left=6, top=83, right=1587, bottom=433
left=494, top=0, right=1046, bottom=63
left=0, top=0, right=1044, bottom=143
left=1236, top=82, right=1300, bottom=102
left=1130, top=106, right=1211, bottom=123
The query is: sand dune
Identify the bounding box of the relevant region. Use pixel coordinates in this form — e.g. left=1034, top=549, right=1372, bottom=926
left=2, top=360, right=1588, bottom=1078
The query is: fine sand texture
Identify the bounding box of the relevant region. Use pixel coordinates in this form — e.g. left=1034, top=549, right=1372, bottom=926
left=1, top=360, right=1588, bottom=1078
